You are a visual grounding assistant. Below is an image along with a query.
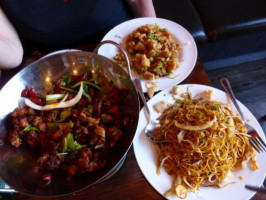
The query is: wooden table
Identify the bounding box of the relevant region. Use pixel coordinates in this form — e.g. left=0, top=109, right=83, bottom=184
left=0, top=50, right=263, bottom=200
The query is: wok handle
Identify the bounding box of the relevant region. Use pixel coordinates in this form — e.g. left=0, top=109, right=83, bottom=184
left=93, top=40, right=146, bottom=110
left=93, top=40, right=133, bottom=79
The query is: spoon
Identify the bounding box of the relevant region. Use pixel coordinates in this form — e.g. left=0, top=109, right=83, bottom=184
left=134, top=78, right=164, bottom=142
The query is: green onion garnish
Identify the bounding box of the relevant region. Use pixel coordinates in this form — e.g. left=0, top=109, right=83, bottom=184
left=60, top=75, right=72, bottom=86
left=148, top=33, right=156, bottom=39
left=24, top=124, right=40, bottom=132
left=212, top=105, right=219, bottom=110
left=156, top=62, right=163, bottom=69
left=152, top=50, right=156, bottom=57
left=46, top=94, right=65, bottom=101
left=87, top=104, right=93, bottom=113
left=176, top=99, right=183, bottom=103
left=155, top=23, right=160, bottom=29
left=158, top=37, right=163, bottom=43
left=200, top=132, right=205, bottom=137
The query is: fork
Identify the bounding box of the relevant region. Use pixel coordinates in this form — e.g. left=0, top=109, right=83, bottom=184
left=220, top=77, right=266, bottom=153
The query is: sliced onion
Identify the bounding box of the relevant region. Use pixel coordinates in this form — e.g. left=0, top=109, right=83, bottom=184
left=177, top=130, right=185, bottom=143
left=25, top=83, right=83, bottom=111
left=174, top=114, right=216, bottom=131
left=60, top=93, right=69, bottom=102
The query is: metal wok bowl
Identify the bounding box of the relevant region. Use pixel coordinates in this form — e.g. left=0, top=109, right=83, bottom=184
left=0, top=44, right=139, bottom=197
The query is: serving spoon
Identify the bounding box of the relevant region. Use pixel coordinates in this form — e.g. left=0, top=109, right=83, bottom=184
left=134, top=78, right=164, bottom=142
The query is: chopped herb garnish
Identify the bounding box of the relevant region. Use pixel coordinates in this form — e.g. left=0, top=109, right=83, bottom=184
left=60, top=75, right=72, bottom=86
left=87, top=104, right=93, bottom=113
left=152, top=50, right=156, bottom=57
left=156, top=62, right=163, bottom=69
left=158, top=37, right=163, bottom=43
left=148, top=33, right=156, bottom=39
left=61, top=133, right=87, bottom=153
left=176, top=99, right=183, bottom=103
left=60, top=81, right=66, bottom=86
left=168, top=72, right=173, bottom=76
left=24, top=124, right=40, bottom=132
left=216, top=113, right=221, bottom=119
left=155, top=23, right=160, bottom=29
left=83, top=83, right=89, bottom=92
left=200, top=132, right=205, bottom=137
left=174, top=84, right=178, bottom=88
left=212, top=104, right=219, bottom=110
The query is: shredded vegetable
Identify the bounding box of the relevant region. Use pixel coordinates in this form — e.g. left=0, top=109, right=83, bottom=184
left=46, top=94, right=65, bottom=101
left=25, top=83, right=83, bottom=110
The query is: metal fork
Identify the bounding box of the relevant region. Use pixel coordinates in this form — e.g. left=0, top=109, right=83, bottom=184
left=220, top=77, right=266, bottom=153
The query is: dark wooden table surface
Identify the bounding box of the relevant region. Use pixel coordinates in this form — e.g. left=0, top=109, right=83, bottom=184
left=206, top=58, right=266, bottom=137
left=0, top=50, right=264, bottom=200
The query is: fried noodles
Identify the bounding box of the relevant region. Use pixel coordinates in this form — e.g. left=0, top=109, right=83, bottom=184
left=155, top=97, right=258, bottom=198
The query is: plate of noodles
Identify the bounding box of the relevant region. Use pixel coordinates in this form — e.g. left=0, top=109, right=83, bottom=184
left=98, top=17, right=197, bottom=94
left=133, top=84, right=266, bottom=200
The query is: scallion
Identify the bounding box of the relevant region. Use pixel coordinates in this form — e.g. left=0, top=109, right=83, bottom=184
left=156, top=62, right=163, bottom=69
left=200, top=132, right=205, bottom=137
left=24, top=124, right=40, bottom=132
left=46, top=94, right=65, bottom=101
left=87, top=104, right=93, bottom=113
left=148, top=33, right=156, bottom=39
left=176, top=99, right=183, bottom=103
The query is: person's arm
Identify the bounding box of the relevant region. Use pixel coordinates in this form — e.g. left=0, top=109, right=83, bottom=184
left=125, top=0, right=156, bottom=17
left=0, top=7, right=23, bottom=70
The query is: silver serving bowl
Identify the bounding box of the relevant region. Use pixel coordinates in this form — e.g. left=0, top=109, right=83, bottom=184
left=0, top=49, right=139, bottom=197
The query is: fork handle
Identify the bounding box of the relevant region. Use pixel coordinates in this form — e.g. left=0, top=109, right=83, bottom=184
left=220, top=77, right=245, bottom=120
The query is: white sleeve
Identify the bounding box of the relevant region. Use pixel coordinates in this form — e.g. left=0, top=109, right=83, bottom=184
left=0, top=6, right=23, bottom=70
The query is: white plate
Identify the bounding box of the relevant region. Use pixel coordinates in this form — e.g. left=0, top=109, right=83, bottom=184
left=133, top=84, right=266, bottom=200
left=98, top=17, right=197, bottom=92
